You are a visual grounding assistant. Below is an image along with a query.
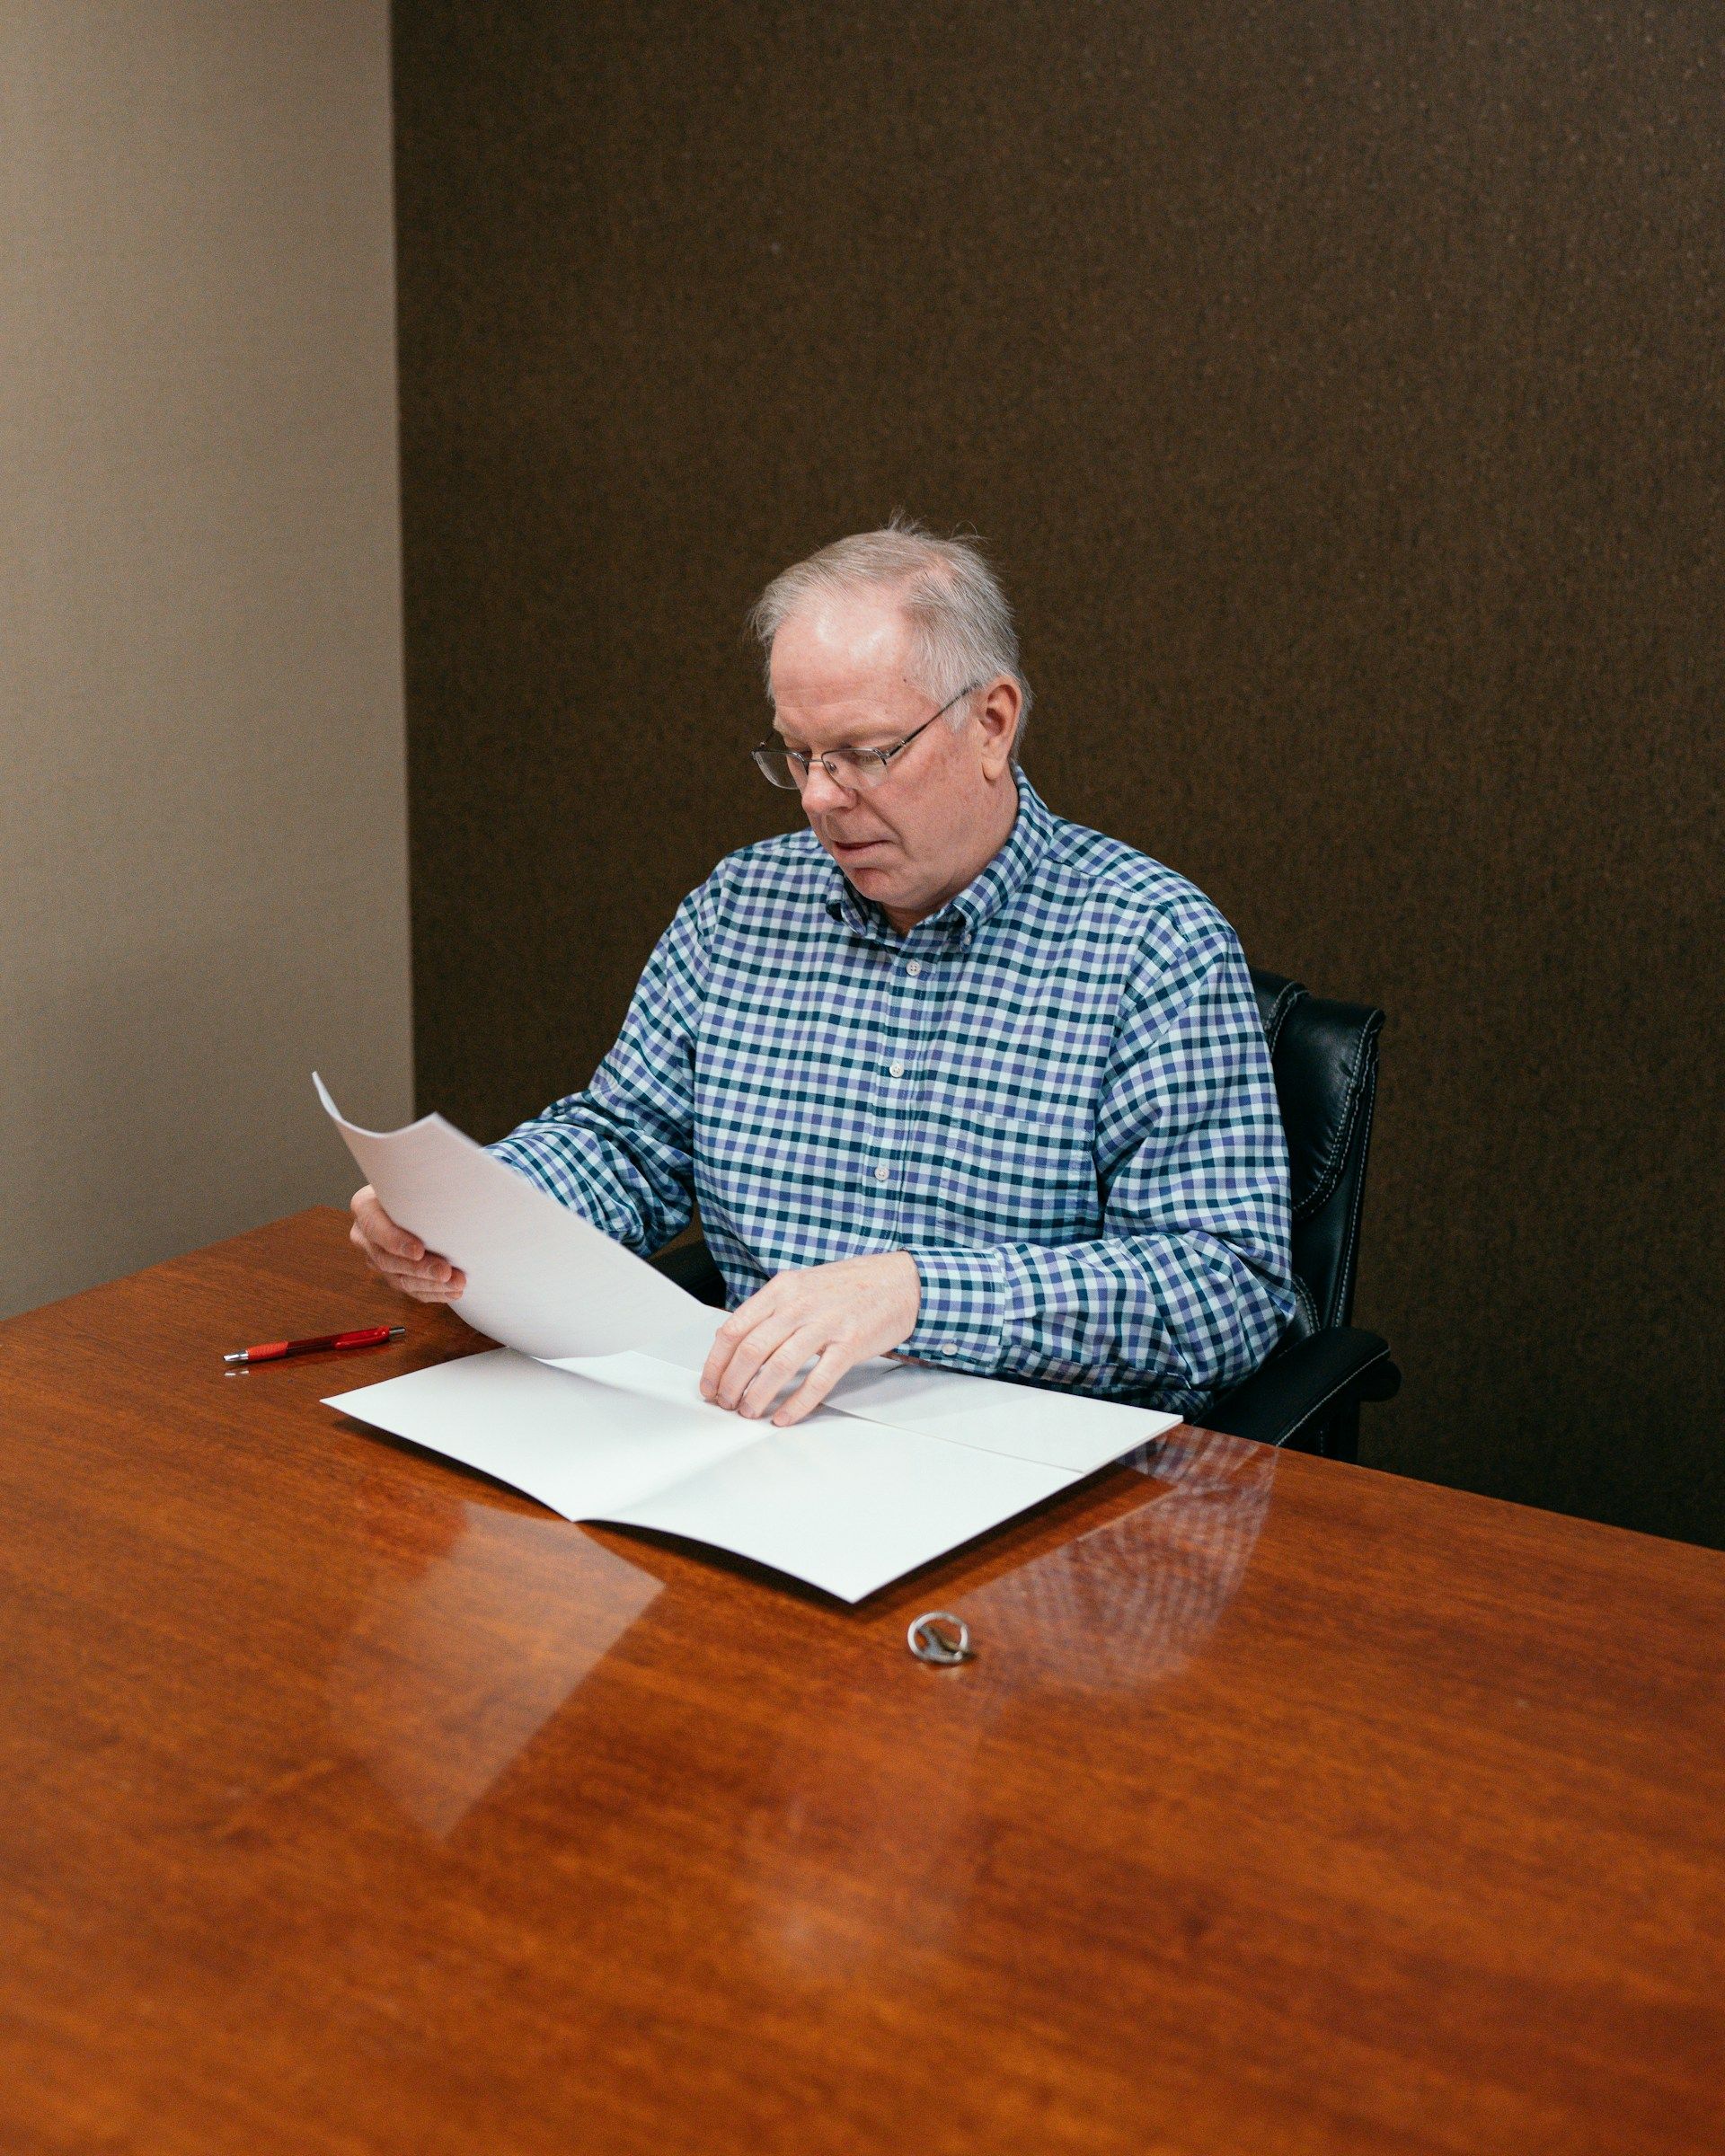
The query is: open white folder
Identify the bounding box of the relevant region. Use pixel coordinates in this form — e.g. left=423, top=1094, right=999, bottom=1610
left=317, top=1079, right=1180, bottom=1603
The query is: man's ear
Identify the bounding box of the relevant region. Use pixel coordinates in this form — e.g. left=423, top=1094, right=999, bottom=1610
left=977, top=677, right=1022, bottom=776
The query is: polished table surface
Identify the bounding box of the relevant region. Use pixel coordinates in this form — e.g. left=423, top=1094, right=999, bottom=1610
left=2, top=1210, right=1721, bottom=2156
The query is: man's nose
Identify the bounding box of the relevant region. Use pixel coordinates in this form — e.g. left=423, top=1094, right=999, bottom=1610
left=800, top=760, right=855, bottom=815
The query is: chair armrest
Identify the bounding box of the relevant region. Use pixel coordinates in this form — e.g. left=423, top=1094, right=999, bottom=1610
left=648, top=1234, right=728, bottom=1308
left=1200, top=1327, right=1400, bottom=1453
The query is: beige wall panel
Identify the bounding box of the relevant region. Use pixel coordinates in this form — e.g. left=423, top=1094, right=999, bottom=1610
left=0, top=1, right=411, bottom=1318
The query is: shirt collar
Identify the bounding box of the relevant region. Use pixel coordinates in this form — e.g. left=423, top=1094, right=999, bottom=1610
left=821, top=772, right=1056, bottom=947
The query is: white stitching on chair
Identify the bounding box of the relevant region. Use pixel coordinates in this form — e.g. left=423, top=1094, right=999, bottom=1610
left=1292, top=1012, right=1383, bottom=1220
left=1261, top=980, right=1304, bottom=1055
left=1278, top=1344, right=1390, bottom=1454
left=1329, top=1064, right=1377, bottom=1327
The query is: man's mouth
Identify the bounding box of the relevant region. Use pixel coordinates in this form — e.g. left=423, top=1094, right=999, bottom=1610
left=830, top=837, right=887, bottom=856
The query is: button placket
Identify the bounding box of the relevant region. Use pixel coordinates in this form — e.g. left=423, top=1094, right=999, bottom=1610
left=871, top=947, right=936, bottom=1230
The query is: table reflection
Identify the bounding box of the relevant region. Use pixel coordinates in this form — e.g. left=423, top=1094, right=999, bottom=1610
left=960, top=1426, right=1276, bottom=1691
left=742, top=1428, right=1276, bottom=1976
left=328, top=1427, right=1272, bottom=1884
left=328, top=1491, right=660, bottom=1836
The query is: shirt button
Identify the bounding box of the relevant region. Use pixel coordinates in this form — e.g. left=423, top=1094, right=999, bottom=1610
left=906, top=959, right=922, bottom=977
left=873, top=1164, right=890, bottom=1182
left=889, top=1062, right=905, bottom=1078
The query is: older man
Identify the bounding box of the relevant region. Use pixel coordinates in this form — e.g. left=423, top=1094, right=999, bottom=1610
left=351, top=519, right=1296, bottom=1427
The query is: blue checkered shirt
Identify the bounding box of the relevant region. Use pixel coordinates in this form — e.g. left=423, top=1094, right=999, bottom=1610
left=490, top=776, right=1296, bottom=1417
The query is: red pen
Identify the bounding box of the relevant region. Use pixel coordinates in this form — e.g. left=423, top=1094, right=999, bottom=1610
left=223, top=1324, right=405, bottom=1366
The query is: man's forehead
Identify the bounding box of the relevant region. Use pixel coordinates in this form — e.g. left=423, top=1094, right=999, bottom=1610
left=769, top=590, right=915, bottom=701
left=771, top=683, right=921, bottom=741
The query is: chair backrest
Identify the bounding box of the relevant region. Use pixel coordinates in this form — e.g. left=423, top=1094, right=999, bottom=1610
left=1249, top=969, right=1385, bottom=1340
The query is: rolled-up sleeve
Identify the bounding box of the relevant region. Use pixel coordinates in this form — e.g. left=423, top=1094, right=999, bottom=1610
left=902, top=929, right=1296, bottom=1415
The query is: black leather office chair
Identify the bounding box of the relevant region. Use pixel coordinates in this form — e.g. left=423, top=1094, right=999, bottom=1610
left=1199, top=970, right=1400, bottom=1461
left=650, top=966, right=1399, bottom=1462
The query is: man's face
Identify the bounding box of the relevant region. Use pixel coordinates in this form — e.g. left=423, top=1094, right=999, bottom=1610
left=768, top=591, right=1020, bottom=930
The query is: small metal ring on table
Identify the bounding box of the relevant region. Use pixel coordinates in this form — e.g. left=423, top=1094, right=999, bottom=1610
left=907, top=1612, right=972, bottom=1665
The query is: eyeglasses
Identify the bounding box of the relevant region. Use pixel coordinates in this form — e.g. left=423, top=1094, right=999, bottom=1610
left=752, top=684, right=981, bottom=793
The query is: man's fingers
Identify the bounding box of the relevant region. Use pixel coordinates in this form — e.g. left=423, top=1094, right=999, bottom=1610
left=351, top=1188, right=426, bottom=1264
left=735, top=1327, right=822, bottom=1418
left=707, top=1304, right=805, bottom=1411
left=353, top=1228, right=456, bottom=1288
left=376, top=1263, right=466, bottom=1303
left=698, top=1256, right=920, bottom=1421
left=351, top=1214, right=465, bottom=1301
left=699, top=1332, right=735, bottom=1401
left=700, top=1309, right=747, bottom=1399
left=348, top=1195, right=464, bottom=1292
left=770, top=1346, right=853, bottom=1428
left=700, top=1282, right=789, bottom=1401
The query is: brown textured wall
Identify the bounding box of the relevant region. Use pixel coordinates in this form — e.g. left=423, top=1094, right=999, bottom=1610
left=394, top=1, right=1725, bottom=1546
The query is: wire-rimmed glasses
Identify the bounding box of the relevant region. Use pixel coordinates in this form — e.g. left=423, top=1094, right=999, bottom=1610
left=751, top=683, right=981, bottom=792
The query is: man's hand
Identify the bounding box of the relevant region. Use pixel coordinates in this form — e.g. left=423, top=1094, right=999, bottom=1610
left=349, top=1185, right=467, bottom=1302
left=700, top=1251, right=922, bottom=1427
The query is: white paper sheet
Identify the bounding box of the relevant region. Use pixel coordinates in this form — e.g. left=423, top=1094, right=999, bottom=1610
left=315, top=1074, right=708, bottom=1359
left=554, top=1346, right=1168, bottom=1479
left=326, top=1348, right=769, bottom=1517
left=821, top=1356, right=1172, bottom=1474
left=315, top=1074, right=1181, bottom=1599
left=604, top=1418, right=1075, bottom=1604
left=326, top=1346, right=1180, bottom=1602
left=325, top=1349, right=1084, bottom=1602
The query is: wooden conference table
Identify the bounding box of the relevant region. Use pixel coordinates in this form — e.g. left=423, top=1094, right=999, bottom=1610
left=1, top=1212, right=1721, bottom=2156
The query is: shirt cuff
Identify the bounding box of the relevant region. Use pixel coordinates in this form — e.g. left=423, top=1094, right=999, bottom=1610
left=902, top=1244, right=1009, bottom=1368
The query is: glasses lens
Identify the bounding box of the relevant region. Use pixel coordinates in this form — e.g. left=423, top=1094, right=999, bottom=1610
left=751, top=746, right=895, bottom=791
left=752, top=747, right=803, bottom=790
left=840, top=750, right=890, bottom=790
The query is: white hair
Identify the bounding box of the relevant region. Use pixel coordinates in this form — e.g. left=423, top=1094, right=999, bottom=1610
left=748, top=512, right=1033, bottom=755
